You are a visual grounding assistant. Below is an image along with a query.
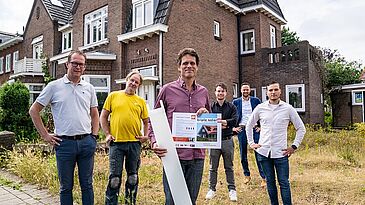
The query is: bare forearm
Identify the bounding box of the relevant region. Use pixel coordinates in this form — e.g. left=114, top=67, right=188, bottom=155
left=100, top=109, right=111, bottom=136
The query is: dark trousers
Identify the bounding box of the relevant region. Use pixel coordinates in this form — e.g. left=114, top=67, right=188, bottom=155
left=105, top=142, right=141, bottom=205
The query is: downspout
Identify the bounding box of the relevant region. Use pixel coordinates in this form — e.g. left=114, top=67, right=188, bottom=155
left=159, top=31, right=163, bottom=87
left=350, top=92, right=353, bottom=125
left=363, top=91, right=365, bottom=122
left=237, top=14, right=242, bottom=88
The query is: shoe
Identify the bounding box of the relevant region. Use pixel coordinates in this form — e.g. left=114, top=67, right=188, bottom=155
left=243, top=176, right=251, bottom=184
left=260, top=179, right=267, bottom=188
left=229, top=190, right=237, bottom=202
left=205, top=189, right=216, bottom=200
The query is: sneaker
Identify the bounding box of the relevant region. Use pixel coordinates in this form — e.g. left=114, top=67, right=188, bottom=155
left=205, top=189, right=216, bottom=200
left=229, top=190, right=237, bottom=201
left=260, top=179, right=267, bottom=188
left=243, top=176, right=251, bottom=184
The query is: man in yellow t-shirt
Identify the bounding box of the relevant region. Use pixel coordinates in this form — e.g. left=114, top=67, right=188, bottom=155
left=101, top=71, right=148, bottom=205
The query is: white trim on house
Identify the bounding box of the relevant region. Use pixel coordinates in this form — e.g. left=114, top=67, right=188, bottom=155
left=216, top=0, right=287, bottom=24
left=0, top=37, right=23, bottom=51
left=85, top=51, right=117, bottom=60
left=50, top=51, right=71, bottom=64
left=31, top=35, right=43, bottom=45
left=214, top=20, right=221, bottom=38
left=215, top=0, right=241, bottom=14
left=118, top=23, right=168, bottom=43
left=58, top=23, right=72, bottom=32
left=79, top=38, right=109, bottom=51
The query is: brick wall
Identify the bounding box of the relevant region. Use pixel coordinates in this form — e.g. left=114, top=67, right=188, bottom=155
left=163, top=0, right=239, bottom=101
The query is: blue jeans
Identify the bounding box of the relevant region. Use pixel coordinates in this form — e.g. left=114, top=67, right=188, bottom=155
left=105, top=142, right=141, bottom=205
left=237, top=129, right=265, bottom=179
left=163, top=159, right=204, bottom=205
left=55, top=134, right=97, bottom=205
left=256, top=153, right=292, bottom=205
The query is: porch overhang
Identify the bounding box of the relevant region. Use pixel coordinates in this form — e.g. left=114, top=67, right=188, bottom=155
left=0, top=37, right=23, bottom=51
left=117, top=23, right=168, bottom=44
left=115, top=76, right=159, bottom=84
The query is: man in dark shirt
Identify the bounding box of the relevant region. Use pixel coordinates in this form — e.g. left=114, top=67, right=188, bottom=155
left=205, top=82, right=238, bottom=202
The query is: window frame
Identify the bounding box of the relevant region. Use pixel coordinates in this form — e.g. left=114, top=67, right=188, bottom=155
left=270, top=25, right=276, bottom=48
left=261, top=86, right=268, bottom=102
left=233, top=83, right=238, bottom=98
left=33, top=42, right=43, bottom=59
left=84, top=6, right=108, bottom=46
left=250, top=88, right=257, bottom=97
left=285, top=84, right=305, bottom=112
left=0, top=57, right=3, bottom=74
left=62, top=30, right=72, bottom=52
left=352, top=90, right=364, bottom=105
left=13, top=51, right=19, bottom=69
left=5, top=54, right=11, bottom=73
left=27, top=83, right=44, bottom=104
left=240, top=29, right=255, bottom=54
left=82, top=74, right=111, bottom=112
left=132, top=0, right=154, bottom=30
left=214, top=20, right=221, bottom=38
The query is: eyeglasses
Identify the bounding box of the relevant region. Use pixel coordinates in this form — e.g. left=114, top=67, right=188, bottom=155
left=69, top=62, right=85, bottom=68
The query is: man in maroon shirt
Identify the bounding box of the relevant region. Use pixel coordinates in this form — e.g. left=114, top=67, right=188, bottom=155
left=149, top=48, right=211, bottom=205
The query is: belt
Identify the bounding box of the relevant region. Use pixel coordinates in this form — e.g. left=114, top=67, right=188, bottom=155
left=222, top=135, right=232, bottom=140
left=59, top=134, right=90, bottom=140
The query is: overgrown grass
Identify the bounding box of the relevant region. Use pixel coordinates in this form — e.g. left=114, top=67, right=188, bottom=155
left=1, top=125, right=365, bottom=204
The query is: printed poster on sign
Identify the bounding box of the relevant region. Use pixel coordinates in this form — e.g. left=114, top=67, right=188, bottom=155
left=172, top=112, right=221, bottom=149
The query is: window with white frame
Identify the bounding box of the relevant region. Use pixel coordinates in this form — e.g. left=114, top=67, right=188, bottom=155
left=214, top=21, right=220, bottom=38
left=134, top=65, right=156, bottom=77
left=5, top=54, right=11, bottom=73
left=82, top=75, right=110, bottom=112
left=240, top=29, right=255, bottom=54
left=133, top=0, right=153, bottom=29
left=270, top=25, right=276, bottom=48
left=28, top=84, right=44, bottom=103
left=62, top=30, right=72, bottom=52
left=33, top=42, right=43, bottom=59
left=250, top=88, right=257, bottom=97
left=352, top=91, right=363, bottom=105
left=286, top=84, right=305, bottom=112
left=0, top=57, right=3, bottom=74
left=261, top=86, right=268, bottom=102
left=13, top=51, right=19, bottom=68
left=84, top=6, right=108, bottom=45
left=233, top=83, right=238, bottom=98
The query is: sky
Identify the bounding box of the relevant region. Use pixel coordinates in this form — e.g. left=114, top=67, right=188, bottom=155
left=0, top=0, right=364, bottom=66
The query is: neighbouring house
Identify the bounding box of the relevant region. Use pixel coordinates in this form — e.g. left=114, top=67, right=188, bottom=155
left=0, top=0, right=324, bottom=124
left=331, top=83, right=365, bottom=127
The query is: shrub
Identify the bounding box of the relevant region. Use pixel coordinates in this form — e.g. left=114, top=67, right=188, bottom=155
left=354, top=123, right=365, bottom=138
left=0, top=81, right=38, bottom=142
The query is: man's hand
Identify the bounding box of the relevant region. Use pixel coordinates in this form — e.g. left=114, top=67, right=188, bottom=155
left=196, top=107, right=209, bottom=116
left=135, top=135, right=149, bottom=143
left=233, top=127, right=242, bottom=133
left=217, top=119, right=227, bottom=129
left=282, top=146, right=295, bottom=157
left=105, top=134, right=115, bottom=147
left=255, top=127, right=261, bottom=132
left=250, top=143, right=261, bottom=150
left=152, top=143, right=168, bottom=158
left=44, top=133, right=62, bottom=146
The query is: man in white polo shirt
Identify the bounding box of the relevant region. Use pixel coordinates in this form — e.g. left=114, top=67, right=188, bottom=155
left=246, top=81, right=306, bottom=205
left=29, top=50, right=99, bottom=205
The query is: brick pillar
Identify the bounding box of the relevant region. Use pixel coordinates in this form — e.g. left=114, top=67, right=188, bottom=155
left=0, top=131, right=16, bottom=151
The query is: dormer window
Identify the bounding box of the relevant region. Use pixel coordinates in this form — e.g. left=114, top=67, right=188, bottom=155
left=133, top=0, right=154, bottom=29
left=84, top=6, right=108, bottom=45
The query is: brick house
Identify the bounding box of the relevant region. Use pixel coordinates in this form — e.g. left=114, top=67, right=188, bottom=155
left=331, top=83, right=365, bottom=127
left=0, top=0, right=324, bottom=124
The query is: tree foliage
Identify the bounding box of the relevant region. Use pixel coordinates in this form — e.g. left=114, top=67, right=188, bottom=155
left=281, top=27, right=300, bottom=46
left=321, top=48, right=362, bottom=90
left=0, top=81, right=38, bottom=142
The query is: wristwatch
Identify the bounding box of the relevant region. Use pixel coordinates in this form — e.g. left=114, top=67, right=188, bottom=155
left=291, top=145, right=297, bottom=150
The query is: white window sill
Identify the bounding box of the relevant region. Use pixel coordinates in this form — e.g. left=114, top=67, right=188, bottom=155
left=241, top=50, right=255, bottom=55
left=79, top=39, right=109, bottom=51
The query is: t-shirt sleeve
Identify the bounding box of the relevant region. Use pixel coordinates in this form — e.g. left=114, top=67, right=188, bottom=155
left=90, top=85, right=98, bottom=108
left=36, top=83, right=53, bottom=107
left=103, top=92, right=113, bottom=111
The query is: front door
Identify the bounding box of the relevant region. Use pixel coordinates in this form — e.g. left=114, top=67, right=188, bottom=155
left=138, top=81, right=155, bottom=110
